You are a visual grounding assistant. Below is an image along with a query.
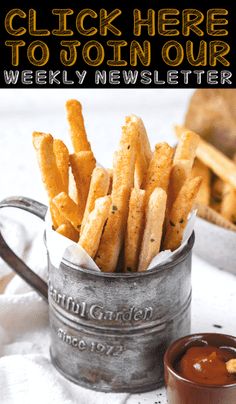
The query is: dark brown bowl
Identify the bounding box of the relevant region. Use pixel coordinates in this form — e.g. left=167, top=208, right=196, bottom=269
left=164, top=333, right=236, bottom=404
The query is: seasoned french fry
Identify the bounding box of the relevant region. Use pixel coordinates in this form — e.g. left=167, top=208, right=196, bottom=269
left=174, top=129, right=200, bottom=163
left=68, top=169, right=79, bottom=204
left=163, top=176, right=202, bottom=251
left=49, top=201, right=59, bottom=228
left=196, top=204, right=236, bottom=231
left=191, top=159, right=211, bottom=206
left=124, top=188, right=146, bottom=272
left=32, top=132, right=63, bottom=199
left=32, top=132, right=65, bottom=228
left=56, top=222, right=79, bottom=242
left=113, top=121, right=138, bottom=190
left=49, top=200, right=67, bottom=229
left=137, top=116, right=152, bottom=163
left=221, top=183, right=236, bottom=224
left=96, top=121, right=137, bottom=272
left=66, top=99, right=91, bottom=152
left=107, top=168, right=113, bottom=194
left=53, top=192, right=84, bottom=232
left=176, top=125, right=236, bottom=189
left=81, top=167, right=110, bottom=234
left=142, top=142, right=174, bottom=205
left=168, top=130, right=200, bottom=208
left=126, top=114, right=152, bottom=162
left=135, top=149, right=147, bottom=189
left=79, top=196, right=111, bottom=258
left=53, top=139, right=69, bottom=193
left=167, top=160, right=191, bottom=212
left=70, top=151, right=96, bottom=209
left=126, top=115, right=152, bottom=188
left=95, top=186, right=130, bottom=272
left=138, top=188, right=167, bottom=272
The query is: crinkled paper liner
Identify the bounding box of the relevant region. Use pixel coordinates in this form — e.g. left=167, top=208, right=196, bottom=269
left=196, top=203, right=236, bottom=232
left=45, top=210, right=197, bottom=272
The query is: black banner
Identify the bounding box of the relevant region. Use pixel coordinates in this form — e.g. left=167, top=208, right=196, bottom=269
left=0, top=0, right=235, bottom=88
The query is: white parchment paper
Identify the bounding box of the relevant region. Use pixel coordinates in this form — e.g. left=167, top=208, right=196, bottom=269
left=45, top=211, right=100, bottom=271
left=45, top=210, right=196, bottom=272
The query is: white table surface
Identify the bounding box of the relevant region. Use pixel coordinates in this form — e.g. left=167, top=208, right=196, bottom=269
left=0, top=89, right=235, bottom=404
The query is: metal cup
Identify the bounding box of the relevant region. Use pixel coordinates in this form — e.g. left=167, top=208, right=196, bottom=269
left=0, top=196, right=194, bottom=393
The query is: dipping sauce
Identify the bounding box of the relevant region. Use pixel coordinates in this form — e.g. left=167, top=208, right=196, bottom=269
left=176, top=345, right=236, bottom=385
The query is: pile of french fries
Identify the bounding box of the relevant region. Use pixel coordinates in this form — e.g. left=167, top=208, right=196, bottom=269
left=176, top=126, right=236, bottom=228
left=33, top=100, right=202, bottom=273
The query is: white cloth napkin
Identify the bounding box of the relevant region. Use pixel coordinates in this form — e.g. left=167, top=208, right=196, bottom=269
left=0, top=215, right=166, bottom=404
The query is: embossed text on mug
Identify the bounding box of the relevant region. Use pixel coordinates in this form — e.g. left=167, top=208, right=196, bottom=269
left=57, top=328, right=124, bottom=356
left=49, top=283, right=153, bottom=323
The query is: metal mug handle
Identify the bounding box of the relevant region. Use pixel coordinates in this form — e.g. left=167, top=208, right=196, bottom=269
left=0, top=196, right=48, bottom=301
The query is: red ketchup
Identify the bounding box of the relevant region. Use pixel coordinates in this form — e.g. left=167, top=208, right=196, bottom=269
left=177, top=345, right=236, bottom=385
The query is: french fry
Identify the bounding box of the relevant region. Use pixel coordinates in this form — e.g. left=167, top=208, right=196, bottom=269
left=79, top=196, right=111, bottom=258
left=191, top=159, right=211, bottom=206
left=196, top=204, right=236, bottom=232
left=174, top=129, right=200, bottom=163
left=176, top=125, right=236, bottom=189
left=32, top=132, right=63, bottom=199
left=53, top=192, right=84, bottom=232
left=142, top=142, right=174, bottom=205
left=137, top=116, right=152, bottom=163
left=56, top=222, right=79, bottom=242
left=49, top=200, right=59, bottom=228
left=53, top=139, right=69, bottom=193
left=81, top=167, right=110, bottom=234
left=32, top=132, right=65, bottom=228
left=221, top=183, right=236, bottom=224
left=163, top=176, right=202, bottom=251
left=126, top=114, right=152, bottom=162
left=107, top=168, right=113, bottom=194
left=68, top=170, right=79, bottom=204
left=168, top=130, right=200, bottom=208
left=113, top=120, right=138, bottom=190
left=66, top=99, right=91, bottom=152
left=167, top=160, right=191, bottom=211
left=95, top=186, right=130, bottom=272
left=124, top=188, right=146, bottom=272
left=135, top=148, right=148, bottom=189
left=95, top=121, right=137, bottom=272
left=138, top=188, right=167, bottom=272
left=70, top=151, right=96, bottom=209
left=126, top=115, right=152, bottom=188
left=49, top=200, right=67, bottom=229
